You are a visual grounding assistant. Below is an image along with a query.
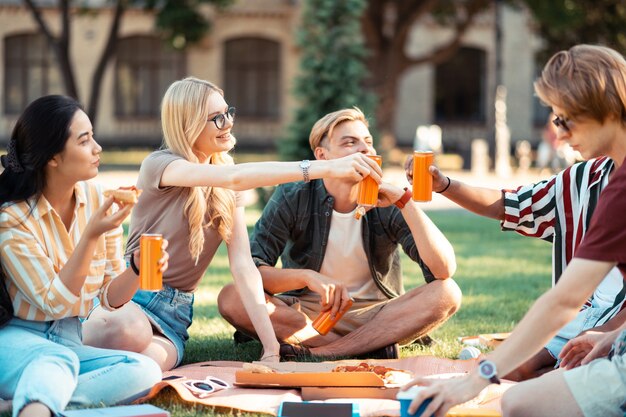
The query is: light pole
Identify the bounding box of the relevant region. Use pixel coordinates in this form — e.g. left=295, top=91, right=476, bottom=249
left=493, top=0, right=511, bottom=177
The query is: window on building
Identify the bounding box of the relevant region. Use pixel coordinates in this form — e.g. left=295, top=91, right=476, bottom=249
left=224, top=38, right=281, bottom=119
left=4, top=34, right=62, bottom=114
left=115, top=36, right=185, bottom=118
left=434, top=47, right=486, bottom=123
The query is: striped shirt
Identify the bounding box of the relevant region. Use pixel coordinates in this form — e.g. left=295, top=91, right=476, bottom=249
left=0, top=181, right=125, bottom=321
left=502, top=157, right=625, bottom=325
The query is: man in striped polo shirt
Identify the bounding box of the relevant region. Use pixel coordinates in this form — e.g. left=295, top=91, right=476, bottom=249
left=406, top=103, right=625, bottom=382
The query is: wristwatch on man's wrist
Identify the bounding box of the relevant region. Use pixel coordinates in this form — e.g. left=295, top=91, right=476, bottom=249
left=394, top=187, right=413, bottom=209
left=478, top=359, right=501, bottom=385
left=299, top=159, right=311, bottom=183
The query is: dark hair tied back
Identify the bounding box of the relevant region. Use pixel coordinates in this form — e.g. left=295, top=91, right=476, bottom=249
left=1, top=138, right=24, bottom=173
left=0, top=95, right=83, bottom=209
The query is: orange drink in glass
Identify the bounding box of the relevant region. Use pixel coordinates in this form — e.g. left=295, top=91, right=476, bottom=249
left=139, top=234, right=163, bottom=291
left=312, top=298, right=354, bottom=335
left=412, top=151, right=434, bottom=202
left=357, top=155, right=382, bottom=207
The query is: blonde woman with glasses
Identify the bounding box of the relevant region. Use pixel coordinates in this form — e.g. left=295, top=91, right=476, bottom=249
left=83, top=77, right=383, bottom=370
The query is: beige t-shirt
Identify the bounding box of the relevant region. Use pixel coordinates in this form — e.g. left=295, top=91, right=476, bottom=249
left=125, top=150, right=242, bottom=292
left=319, top=208, right=387, bottom=301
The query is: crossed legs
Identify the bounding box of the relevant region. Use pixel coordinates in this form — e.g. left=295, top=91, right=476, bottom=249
left=218, top=278, right=462, bottom=357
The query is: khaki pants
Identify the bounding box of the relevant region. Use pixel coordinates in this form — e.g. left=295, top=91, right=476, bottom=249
left=563, top=330, right=626, bottom=417
left=276, top=291, right=389, bottom=336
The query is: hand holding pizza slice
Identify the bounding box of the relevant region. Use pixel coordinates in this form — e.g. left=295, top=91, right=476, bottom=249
left=103, top=186, right=142, bottom=205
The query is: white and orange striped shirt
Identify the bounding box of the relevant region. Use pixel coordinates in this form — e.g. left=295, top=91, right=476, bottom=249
left=502, top=157, right=625, bottom=326
left=0, top=181, right=125, bottom=321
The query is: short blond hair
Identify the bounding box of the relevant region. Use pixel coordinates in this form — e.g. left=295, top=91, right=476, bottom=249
left=534, top=45, right=626, bottom=124
left=309, top=107, right=369, bottom=151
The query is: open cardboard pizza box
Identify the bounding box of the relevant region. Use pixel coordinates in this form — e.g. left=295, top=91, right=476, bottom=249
left=460, top=333, right=511, bottom=349
left=235, top=361, right=406, bottom=400
left=478, top=333, right=510, bottom=348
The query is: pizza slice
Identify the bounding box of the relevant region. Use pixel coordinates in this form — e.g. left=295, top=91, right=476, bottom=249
left=104, top=186, right=142, bottom=204
left=242, top=363, right=277, bottom=374
left=332, top=362, right=413, bottom=385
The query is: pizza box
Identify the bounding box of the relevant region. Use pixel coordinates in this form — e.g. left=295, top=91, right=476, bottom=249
left=301, top=386, right=399, bottom=400
left=460, top=333, right=510, bottom=348
left=235, top=362, right=386, bottom=387
left=478, top=333, right=510, bottom=348
left=235, top=361, right=400, bottom=388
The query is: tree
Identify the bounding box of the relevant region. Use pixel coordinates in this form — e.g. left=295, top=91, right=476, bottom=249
left=280, top=0, right=376, bottom=161
left=23, top=0, right=233, bottom=126
left=515, top=0, right=626, bottom=60
left=362, top=0, right=626, bottom=150
left=361, top=0, right=493, bottom=150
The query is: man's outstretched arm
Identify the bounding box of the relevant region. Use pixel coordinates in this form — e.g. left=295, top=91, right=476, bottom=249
left=404, top=157, right=505, bottom=220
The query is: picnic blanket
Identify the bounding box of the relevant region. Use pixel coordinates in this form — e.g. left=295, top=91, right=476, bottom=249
left=138, top=356, right=514, bottom=416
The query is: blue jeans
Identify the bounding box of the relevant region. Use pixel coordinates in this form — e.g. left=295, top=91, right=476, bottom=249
left=0, top=317, right=161, bottom=417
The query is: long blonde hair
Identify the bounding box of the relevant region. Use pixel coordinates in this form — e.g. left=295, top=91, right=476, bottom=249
left=161, top=77, right=236, bottom=263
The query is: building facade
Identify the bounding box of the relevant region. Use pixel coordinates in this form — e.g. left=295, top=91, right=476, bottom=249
left=0, top=0, right=546, bottom=152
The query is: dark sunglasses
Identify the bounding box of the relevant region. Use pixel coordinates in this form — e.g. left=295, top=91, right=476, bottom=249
left=208, top=107, right=236, bottom=130
left=552, top=115, right=571, bottom=132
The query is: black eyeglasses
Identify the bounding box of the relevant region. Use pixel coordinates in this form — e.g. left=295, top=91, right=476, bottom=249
left=208, top=107, right=236, bottom=130
left=552, top=115, right=571, bottom=132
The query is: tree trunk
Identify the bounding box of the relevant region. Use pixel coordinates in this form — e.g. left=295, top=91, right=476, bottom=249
left=87, top=0, right=126, bottom=126
left=22, top=0, right=79, bottom=99
left=362, top=0, right=423, bottom=152
left=362, top=0, right=492, bottom=152
left=368, top=47, right=404, bottom=151
left=57, top=0, right=79, bottom=99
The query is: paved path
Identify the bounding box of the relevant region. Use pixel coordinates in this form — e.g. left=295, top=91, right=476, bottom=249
left=97, top=166, right=546, bottom=211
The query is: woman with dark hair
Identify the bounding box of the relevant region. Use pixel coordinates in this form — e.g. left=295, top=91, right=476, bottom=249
left=0, top=95, right=165, bottom=417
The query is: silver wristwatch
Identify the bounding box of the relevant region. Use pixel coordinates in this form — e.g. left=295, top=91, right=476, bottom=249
left=299, top=159, right=311, bottom=183
left=478, top=359, right=501, bottom=385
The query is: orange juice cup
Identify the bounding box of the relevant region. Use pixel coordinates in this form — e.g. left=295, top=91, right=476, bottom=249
left=357, top=155, right=382, bottom=207
left=412, top=151, right=434, bottom=202
left=139, top=234, right=163, bottom=291
left=312, top=298, right=354, bottom=335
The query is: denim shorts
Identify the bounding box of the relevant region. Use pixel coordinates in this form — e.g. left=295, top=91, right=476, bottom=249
left=545, top=304, right=610, bottom=359
left=131, top=285, right=194, bottom=367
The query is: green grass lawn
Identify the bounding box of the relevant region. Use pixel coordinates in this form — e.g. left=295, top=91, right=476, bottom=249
left=141, top=207, right=552, bottom=416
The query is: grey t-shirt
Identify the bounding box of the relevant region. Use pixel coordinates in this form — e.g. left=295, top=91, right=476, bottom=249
left=126, top=150, right=241, bottom=292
